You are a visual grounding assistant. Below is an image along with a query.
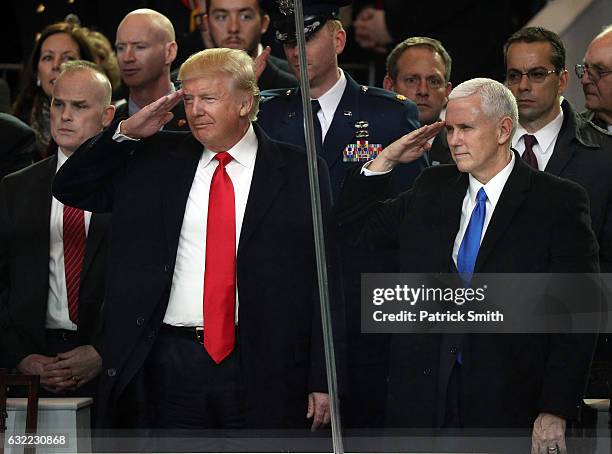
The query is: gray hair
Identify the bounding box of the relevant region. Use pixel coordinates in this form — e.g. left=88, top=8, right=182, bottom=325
left=449, top=78, right=518, bottom=136
left=58, top=59, right=113, bottom=105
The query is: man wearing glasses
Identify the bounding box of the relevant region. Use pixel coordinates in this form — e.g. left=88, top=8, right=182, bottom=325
left=504, top=25, right=612, bottom=426
left=577, top=25, right=612, bottom=134
left=383, top=37, right=453, bottom=166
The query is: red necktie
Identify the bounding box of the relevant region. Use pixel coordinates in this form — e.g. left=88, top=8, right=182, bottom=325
left=203, top=152, right=236, bottom=364
left=522, top=134, right=539, bottom=169
left=63, top=205, right=86, bottom=324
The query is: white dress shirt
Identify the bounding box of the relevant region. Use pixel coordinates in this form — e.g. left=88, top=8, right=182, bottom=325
left=451, top=153, right=515, bottom=267
left=361, top=152, right=516, bottom=268
left=512, top=109, right=563, bottom=171
left=46, top=148, right=93, bottom=330
left=313, top=69, right=347, bottom=142
left=163, top=124, right=257, bottom=326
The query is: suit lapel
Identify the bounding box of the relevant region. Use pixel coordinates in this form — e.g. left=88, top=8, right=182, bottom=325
left=238, top=126, right=287, bottom=252
left=31, top=157, right=56, bottom=300
left=162, top=134, right=202, bottom=260
left=544, top=107, right=575, bottom=175
left=80, top=213, right=111, bottom=283
left=436, top=172, right=468, bottom=262
left=475, top=155, right=531, bottom=271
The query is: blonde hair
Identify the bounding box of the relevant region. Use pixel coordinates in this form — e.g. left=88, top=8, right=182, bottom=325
left=179, top=48, right=260, bottom=121
left=326, top=19, right=344, bottom=33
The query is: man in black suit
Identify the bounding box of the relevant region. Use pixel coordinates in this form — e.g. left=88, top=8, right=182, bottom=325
left=383, top=36, right=453, bottom=166
left=53, top=48, right=334, bottom=431
left=0, top=113, right=35, bottom=179
left=114, top=9, right=187, bottom=130
left=505, top=25, right=612, bottom=419
left=204, top=0, right=297, bottom=91
left=0, top=61, right=112, bottom=395
left=336, top=78, right=598, bottom=452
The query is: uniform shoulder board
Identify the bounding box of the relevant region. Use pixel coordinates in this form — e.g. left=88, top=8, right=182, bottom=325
left=361, top=85, right=410, bottom=104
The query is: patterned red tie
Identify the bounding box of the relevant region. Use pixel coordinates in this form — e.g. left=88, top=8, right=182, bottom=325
left=203, top=152, right=236, bottom=364
left=63, top=205, right=86, bottom=324
left=522, top=134, right=539, bottom=169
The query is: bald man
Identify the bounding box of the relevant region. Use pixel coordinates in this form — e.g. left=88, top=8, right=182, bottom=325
left=114, top=8, right=187, bottom=130
left=0, top=61, right=113, bottom=398
left=579, top=25, right=612, bottom=133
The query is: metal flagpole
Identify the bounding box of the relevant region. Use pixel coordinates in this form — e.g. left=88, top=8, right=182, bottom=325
left=279, top=0, right=344, bottom=452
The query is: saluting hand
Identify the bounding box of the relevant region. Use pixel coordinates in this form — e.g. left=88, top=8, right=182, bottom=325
left=254, top=46, right=272, bottom=81
left=119, top=89, right=184, bottom=139
left=368, top=121, right=445, bottom=173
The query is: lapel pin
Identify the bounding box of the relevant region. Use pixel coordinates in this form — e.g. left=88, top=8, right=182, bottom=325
left=343, top=111, right=352, bottom=116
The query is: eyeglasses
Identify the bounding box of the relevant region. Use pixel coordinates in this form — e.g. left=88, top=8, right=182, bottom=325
left=506, top=68, right=558, bottom=85
left=402, top=76, right=445, bottom=90
left=575, top=63, right=612, bottom=82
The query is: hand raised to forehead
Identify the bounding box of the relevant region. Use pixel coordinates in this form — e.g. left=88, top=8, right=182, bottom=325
left=368, top=121, right=445, bottom=172
left=119, top=89, right=184, bottom=139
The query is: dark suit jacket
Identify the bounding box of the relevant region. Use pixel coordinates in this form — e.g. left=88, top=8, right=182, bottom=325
left=258, top=72, right=423, bottom=427
left=113, top=100, right=188, bottom=132
left=0, top=156, right=110, bottom=368
left=52, top=124, right=334, bottom=429
left=0, top=113, right=35, bottom=179
left=336, top=154, right=599, bottom=428
left=548, top=100, right=612, bottom=401
left=547, top=100, right=612, bottom=272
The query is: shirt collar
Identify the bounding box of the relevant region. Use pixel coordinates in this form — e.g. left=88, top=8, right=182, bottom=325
left=512, top=108, right=564, bottom=154
left=467, top=152, right=515, bottom=207
left=56, top=147, right=70, bottom=170
left=313, top=68, right=347, bottom=124
left=201, top=123, right=258, bottom=169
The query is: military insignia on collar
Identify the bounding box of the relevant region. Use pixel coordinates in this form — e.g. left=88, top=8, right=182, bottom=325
left=343, top=111, right=352, bottom=116
left=343, top=141, right=382, bottom=162
left=361, top=85, right=369, bottom=92
left=396, top=94, right=407, bottom=101
left=285, top=89, right=292, bottom=96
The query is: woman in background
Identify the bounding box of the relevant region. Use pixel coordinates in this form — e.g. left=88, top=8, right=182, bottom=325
left=12, top=22, right=96, bottom=160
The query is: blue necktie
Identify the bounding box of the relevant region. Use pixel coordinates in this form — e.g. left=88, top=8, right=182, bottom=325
left=457, top=187, right=487, bottom=284
left=311, top=100, right=323, bottom=155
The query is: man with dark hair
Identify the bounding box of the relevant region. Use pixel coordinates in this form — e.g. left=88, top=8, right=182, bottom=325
left=204, top=0, right=296, bottom=90
left=257, top=0, right=422, bottom=429
left=578, top=25, right=612, bottom=133
left=0, top=61, right=113, bottom=396
left=384, top=36, right=453, bottom=165
left=504, top=26, right=612, bottom=270
left=504, top=26, right=612, bottom=410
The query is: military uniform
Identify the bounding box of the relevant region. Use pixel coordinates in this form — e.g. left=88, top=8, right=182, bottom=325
left=258, top=72, right=423, bottom=428
left=258, top=73, right=423, bottom=200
